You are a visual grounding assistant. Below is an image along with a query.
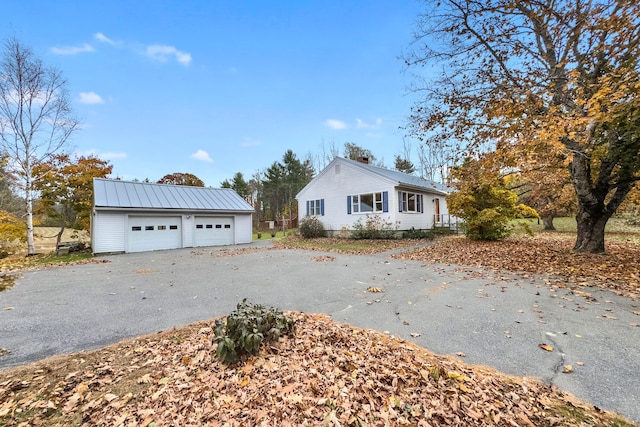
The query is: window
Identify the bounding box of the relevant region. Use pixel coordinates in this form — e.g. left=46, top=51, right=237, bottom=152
left=145, top=226, right=154, bottom=231
left=132, top=226, right=142, bottom=231
left=196, top=224, right=203, bottom=229
left=307, top=199, right=324, bottom=216
left=224, top=224, right=231, bottom=229
left=206, top=224, right=213, bottom=229
left=399, top=191, right=423, bottom=213
left=349, top=192, right=387, bottom=213
left=169, top=225, right=178, bottom=230
left=158, top=225, right=166, bottom=230
left=216, top=224, right=222, bottom=229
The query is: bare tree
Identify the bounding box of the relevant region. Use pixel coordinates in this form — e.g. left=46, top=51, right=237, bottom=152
left=0, top=38, right=80, bottom=255
left=416, top=142, right=449, bottom=185
left=314, top=138, right=340, bottom=171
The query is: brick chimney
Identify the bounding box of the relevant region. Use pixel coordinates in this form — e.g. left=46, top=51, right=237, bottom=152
left=356, top=156, right=369, bottom=164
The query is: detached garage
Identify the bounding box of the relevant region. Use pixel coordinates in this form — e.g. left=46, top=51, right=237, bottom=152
left=91, top=178, right=254, bottom=254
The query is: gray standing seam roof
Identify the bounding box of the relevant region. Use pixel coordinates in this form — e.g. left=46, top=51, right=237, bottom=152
left=342, top=157, right=450, bottom=194
left=93, top=178, right=254, bottom=211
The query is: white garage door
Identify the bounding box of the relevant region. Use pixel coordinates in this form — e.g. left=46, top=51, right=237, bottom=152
left=128, top=216, right=182, bottom=253
left=193, top=216, right=234, bottom=247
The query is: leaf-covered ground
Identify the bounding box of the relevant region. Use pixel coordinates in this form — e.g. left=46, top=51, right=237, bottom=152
left=392, top=234, right=640, bottom=300
left=1, top=312, right=636, bottom=427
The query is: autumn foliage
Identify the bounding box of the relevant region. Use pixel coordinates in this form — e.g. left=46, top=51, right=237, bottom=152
left=0, top=210, right=26, bottom=253
left=157, top=172, right=205, bottom=187
left=33, top=154, right=112, bottom=231
left=447, top=159, right=538, bottom=241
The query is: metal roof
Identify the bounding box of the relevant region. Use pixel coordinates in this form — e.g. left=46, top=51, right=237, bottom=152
left=93, top=178, right=254, bottom=212
left=339, top=157, right=450, bottom=194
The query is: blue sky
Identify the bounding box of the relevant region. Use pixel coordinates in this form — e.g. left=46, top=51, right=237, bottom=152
left=4, top=1, right=428, bottom=187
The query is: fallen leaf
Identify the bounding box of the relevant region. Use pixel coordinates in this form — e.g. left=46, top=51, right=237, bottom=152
left=562, top=365, right=574, bottom=374
left=539, top=343, right=553, bottom=352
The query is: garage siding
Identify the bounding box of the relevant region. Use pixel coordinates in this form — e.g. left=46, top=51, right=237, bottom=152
left=92, top=213, right=126, bottom=253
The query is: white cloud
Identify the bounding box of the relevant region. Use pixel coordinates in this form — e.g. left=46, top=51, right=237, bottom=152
left=78, top=92, right=105, bottom=105
left=240, top=137, right=261, bottom=147
left=94, top=32, right=116, bottom=45
left=356, top=118, right=383, bottom=129
left=51, top=43, right=94, bottom=55
left=191, top=149, right=213, bottom=163
left=146, top=45, right=192, bottom=66
left=325, top=119, right=347, bottom=130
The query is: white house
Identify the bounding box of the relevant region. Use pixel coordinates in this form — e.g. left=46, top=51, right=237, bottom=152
left=296, top=157, right=451, bottom=235
left=91, top=178, right=254, bottom=254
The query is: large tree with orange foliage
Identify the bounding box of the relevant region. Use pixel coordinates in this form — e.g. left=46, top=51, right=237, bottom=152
left=33, top=154, right=112, bottom=245
left=405, top=0, right=640, bottom=252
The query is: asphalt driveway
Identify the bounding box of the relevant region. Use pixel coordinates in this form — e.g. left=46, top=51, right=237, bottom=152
left=1, top=241, right=639, bottom=423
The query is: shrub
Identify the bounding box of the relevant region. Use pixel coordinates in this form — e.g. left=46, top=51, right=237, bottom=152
left=213, top=299, right=295, bottom=364
left=462, top=208, right=513, bottom=241
left=298, top=216, right=326, bottom=238
left=351, top=214, right=395, bottom=239
left=403, top=227, right=432, bottom=239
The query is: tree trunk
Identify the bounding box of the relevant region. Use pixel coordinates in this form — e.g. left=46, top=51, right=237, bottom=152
left=542, top=216, right=555, bottom=230
left=25, top=181, right=36, bottom=256
left=55, top=224, right=65, bottom=249
left=573, top=207, right=611, bottom=253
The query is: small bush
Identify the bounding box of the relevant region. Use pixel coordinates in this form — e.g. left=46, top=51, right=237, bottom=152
left=463, top=208, right=512, bottom=241
left=213, top=299, right=295, bottom=364
left=299, top=216, right=326, bottom=238
left=351, top=214, right=395, bottom=239
left=403, top=227, right=432, bottom=239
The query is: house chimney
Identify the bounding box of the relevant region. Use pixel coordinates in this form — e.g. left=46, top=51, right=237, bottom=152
left=356, top=156, right=369, bottom=164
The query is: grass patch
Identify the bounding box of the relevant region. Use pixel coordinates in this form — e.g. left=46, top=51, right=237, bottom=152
left=252, top=230, right=291, bottom=240
left=553, top=402, right=637, bottom=427
left=274, top=236, right=423, bottom=254
left=513, top=216, right=640, bottom=243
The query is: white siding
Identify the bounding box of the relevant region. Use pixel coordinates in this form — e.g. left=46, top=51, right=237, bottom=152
left=92, top=212, right=126, bottom=253
left=234, top=214, right=253, bottom=244
left=299, top=162, right=394, bottom=231
left=182, top=215, right=194, bottom=247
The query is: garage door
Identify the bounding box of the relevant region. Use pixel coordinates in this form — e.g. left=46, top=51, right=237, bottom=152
left=193, top=216, right=234, bottom=247
left=128, top=216, right=182, bottom=253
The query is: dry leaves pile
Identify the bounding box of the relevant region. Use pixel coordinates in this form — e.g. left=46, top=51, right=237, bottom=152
left=394, top=236, right=640, bottom=300
left=1, top=312, right=634, bottom=427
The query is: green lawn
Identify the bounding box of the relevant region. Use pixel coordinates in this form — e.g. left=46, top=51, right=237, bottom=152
left=252, top=230, right=292, bottom=240
left=514, top=215, right=640, bottom=242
